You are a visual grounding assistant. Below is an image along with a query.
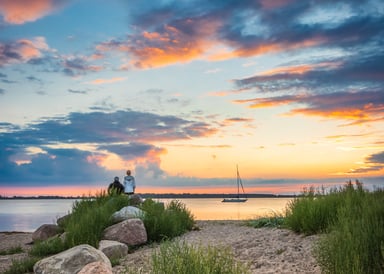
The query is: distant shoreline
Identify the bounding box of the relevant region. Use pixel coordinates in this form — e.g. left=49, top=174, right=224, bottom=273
left=0, top=193, right=297, bottom=199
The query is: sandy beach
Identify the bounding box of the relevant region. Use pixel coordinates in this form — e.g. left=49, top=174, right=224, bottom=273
left=0, top=220, right=321, bottom=274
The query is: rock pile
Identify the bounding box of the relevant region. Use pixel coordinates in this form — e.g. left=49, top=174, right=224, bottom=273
left=32, top=195, right=148, bottom=274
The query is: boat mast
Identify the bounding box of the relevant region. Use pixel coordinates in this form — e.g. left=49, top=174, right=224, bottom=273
left=236, top=165, right=240, bottom=198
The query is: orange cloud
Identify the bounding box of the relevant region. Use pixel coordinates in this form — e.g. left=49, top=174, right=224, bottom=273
left=0, top=0, right=60, bottom=24
left=97, top=18, right=221, bottom=69
left=0, top=37, right=49, bottom=66
left=88, top=77, right=126, bottom=85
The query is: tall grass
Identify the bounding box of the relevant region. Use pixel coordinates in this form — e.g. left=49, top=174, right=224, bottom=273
left=139, top=199, right=195, bottom=242
left=151, top=241, right=250, bottom=274
left=6, top=193, right=196, bottom=273
left=285, top=181, right=384, bottom=274
left=62, top=191, right=131, bottom=248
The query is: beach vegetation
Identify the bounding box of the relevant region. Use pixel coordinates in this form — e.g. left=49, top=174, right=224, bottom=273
left=139, top=199, right=195, bottom=242
left=2, top=257, right=39, bottom=274
left=5, top=193, right=196, bottom=273
left=285, top=180, right=384, bottom=274
left=150, top=240, right=250, bottom=274
left=0, top=246, right=23, bottom=255
left=247, top=215, right=284, bottom=228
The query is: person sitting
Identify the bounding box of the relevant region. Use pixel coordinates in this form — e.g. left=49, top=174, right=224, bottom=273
left=108, top=176, right=124, bottom=195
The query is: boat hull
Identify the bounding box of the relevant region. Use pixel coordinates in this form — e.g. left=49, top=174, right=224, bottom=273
left=222, top=198, right=248, bottom=203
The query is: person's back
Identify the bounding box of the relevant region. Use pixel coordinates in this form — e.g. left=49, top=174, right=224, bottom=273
left=123, top=170, right=136, bottom=195
left=108, top=177, right=124, bottom=194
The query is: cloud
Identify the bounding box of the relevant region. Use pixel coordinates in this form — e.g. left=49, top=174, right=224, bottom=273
left=0, top=37, right=50, bottom=66
left=0, top=110, right=218, bottom=185
left=0, top=0, right=67, bottom=24
left=347, top=151, right=384, bottom=174
left=62, top=56, right=103, bottom=77
left=93, top=0, right=383, bottom=68
left=88, top=77, right=126, bottom=85
left=234, top=90, right=384, bottom=123
left=68, top=89, right=87, bottom=94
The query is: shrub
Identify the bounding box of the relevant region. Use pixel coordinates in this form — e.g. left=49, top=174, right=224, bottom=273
left=314, top=187, right=384, bottom=274
left=285, top=180, right=384, bottom=274
left=61, top=191, right=131, bottom=248
left=139, top=199, right=195, bottom=242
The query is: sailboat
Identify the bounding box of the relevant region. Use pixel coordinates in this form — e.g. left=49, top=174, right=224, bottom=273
left=222, top=165, right=248, bottom=202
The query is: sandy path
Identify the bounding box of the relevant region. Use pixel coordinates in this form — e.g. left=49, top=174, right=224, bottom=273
left=0, top=221, right=321, bottom=274
left=114, top=220, right=321, bottom=274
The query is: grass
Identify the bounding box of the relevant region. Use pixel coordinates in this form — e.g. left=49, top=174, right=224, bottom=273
left=5, top=192, right=196, bottom=273
left=284, top=180, right=384, bottom=274
left=150, top=240, right=250, bottom=274
left=139, top=199, right=195, bottom=242
left=2, top=257, right=40, bottom=274
left=247, top=215, right=284, bottom=228
left=0, top=246, right=23, bottom=256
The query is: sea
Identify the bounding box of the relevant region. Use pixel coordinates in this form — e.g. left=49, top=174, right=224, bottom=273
left=0, top=198, right=292, bottom=232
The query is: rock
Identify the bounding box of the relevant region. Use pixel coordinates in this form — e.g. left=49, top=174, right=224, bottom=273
left=103, top=218, right=147, bottom=246
left=78, top=261, right=112, bottom=274
left=98, top=240, right=128, bottom=259
left=32, top=224, right=62, bottom=242
left=129, top=194, right=144, bottom=205
left=111, top=206, right=144, bottom=223
left=33, top=244, right=111, bottom=274
left=57, top=214, right=71, bottom=227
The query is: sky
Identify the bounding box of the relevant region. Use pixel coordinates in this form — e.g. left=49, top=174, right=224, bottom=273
left=0, top=0, right=383, bottom=197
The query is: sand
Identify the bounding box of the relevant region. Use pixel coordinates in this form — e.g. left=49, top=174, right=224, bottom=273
left=0, top=221, right=321, bottom=274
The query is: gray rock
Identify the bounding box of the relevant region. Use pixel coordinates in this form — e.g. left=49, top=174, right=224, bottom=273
left=57, top=214, right=71, bottom=227
left=78, top=261, right=112, bottom=274
left=98, top=240, right=128, bottom=259
left=32, top=224, right=62, bottom=242
left=33, top=244, right=111, bottom=274
left=111, top=206, right=144, bottom=223
left=103, top=218, right=147, bottom=246
left=129, top=194, right=144, bottom=206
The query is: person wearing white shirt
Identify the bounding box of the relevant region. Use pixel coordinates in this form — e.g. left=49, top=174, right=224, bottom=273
left=123, top=169, right=136, bottom=195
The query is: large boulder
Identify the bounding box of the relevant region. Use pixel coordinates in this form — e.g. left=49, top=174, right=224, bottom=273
left=78, top=261, right=112, bottom=274
left=111, top=206, right=144, bottom=223
left=98, top=240, right=128, bottom=259
left=32, top=224, right=62, bottom=242
left=33, top=244, right=111, bottom=274
left=103, top=218, right=147, bottom=246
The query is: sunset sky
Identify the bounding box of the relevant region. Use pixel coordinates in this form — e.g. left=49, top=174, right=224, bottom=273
left=1, top=0, right=383, bottom=197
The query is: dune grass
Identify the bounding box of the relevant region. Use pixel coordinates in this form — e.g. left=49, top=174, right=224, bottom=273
left=5, top=192, right=196, bottom=273
left=150, top=240, right=250, bottom=274
left=284, top=181, right=384, bottom=274
left=139, top=199, right=195, bottom=242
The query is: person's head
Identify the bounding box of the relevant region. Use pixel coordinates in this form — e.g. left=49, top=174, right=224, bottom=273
left=114, top=176, right=119, bottom=181
left=126, top=170, right=131, bottom=175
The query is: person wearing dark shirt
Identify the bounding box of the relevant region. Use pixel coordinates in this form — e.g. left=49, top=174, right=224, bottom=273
left=108, top=176, right=124, bottom=194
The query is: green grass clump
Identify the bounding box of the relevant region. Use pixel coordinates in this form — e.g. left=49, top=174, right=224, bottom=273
left=151, top=241, right=250, bottom=274
left=60, top=191, right=131, bottom=249
left=247, top=215, right=284, bottom=228
left=284, top=185, right=343, bottom=235
left=2, top=257, right=40, bottom=274
left=139, top=199, right=195, bottom=242
left=314, top=187, right=384, bottom=274
left=285, top=180, right=384, bottom=274
left=0, top=246, right=23, bottom=255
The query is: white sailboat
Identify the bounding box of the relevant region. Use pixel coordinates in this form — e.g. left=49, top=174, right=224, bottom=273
left=222, top=165, right=248, bottom=203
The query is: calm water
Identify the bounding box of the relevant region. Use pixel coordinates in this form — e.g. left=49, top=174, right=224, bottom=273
left=0, top=198, right=292, bottom=232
